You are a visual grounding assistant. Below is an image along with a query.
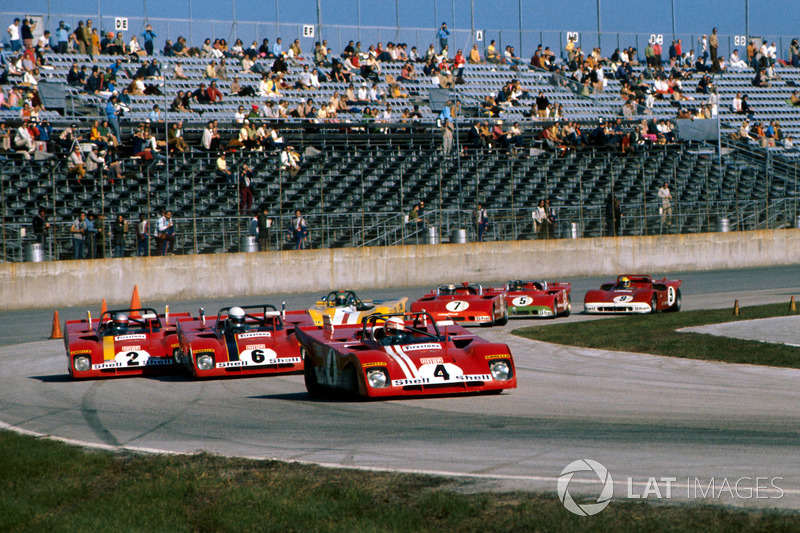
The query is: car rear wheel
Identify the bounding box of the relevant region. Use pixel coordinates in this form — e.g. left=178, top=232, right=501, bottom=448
left=666, top=288, right=682, bottom=312
left=561, top=295, right=572, bottom=317
left=303, top=348, right=323, bottom=398
left=494, top=310, right=509, bottom=326
left=650, top=294, right=659, bottom=314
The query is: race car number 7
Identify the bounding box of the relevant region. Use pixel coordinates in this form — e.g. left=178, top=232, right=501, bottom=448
left=445, top=301, right=469, bottom=312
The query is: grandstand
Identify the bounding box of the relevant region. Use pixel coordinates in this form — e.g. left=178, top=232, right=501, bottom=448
left=2, top=20, right=800, bottom=261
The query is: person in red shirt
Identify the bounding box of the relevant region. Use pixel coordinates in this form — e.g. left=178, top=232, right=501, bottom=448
left=206, top=81, right=223, bottom=103
left=453, top=48, right=466, bottom=77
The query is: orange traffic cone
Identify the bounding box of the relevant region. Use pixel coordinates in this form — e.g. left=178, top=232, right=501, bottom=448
left=733, top=300, right=740, bottom=317
left=790, top=296, right=797, bottom=312
left=130, top=285, right=141, bottom=317
left=50, top=311, right=63, bottom=339
left=100, top=298, right=108, bottom=316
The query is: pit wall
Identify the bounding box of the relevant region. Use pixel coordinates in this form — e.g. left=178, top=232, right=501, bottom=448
left=2, top=229, right=798, bottom=310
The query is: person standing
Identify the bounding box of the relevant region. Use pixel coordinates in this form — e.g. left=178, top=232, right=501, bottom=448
left=257, top=206, right=271, bottom=251
left=85, top=212, right=98, bottom=259
left=55, top=21, right=71, bottom=53
left=7, top=18, right=21, bottom=52
left=239, top=163, right=254, bottom=212
left=709, top=28, right=719, bottom=66
left=157, top=210, right=176, bottom=255
left=137, top=213, right=150, bottom=257
left=105, top=95, right=121, bottom=146
left=112, top=214, right=129, bottom=258
left=70, top=211, right=88, bottom=259
left=291, top=210, right=307, bottom=250
left=32, top=208, right=50, bottom=246
left=441, top=118, right=454, bottom=157
left=436, top=22, right=450, bottom=54
left=476, top=204, right=489, bottom=242
left=658, top=182, right=673, bottom=230
left=141, top=24, right=157, bottom=56
left=21, top=18, right=36, bottom=50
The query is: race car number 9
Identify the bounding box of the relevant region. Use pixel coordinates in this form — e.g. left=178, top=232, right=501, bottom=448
left=114, top=350, right=151, bottom=367
left=613, top=295, right=633, bottom=303
left=445, top=301, right=469, bottom=312
left=240, top=348, right=277, bottom=365
left=511, top=296, right=532, bottom=307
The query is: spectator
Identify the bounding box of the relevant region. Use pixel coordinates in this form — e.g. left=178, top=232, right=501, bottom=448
left=239, top=163, right=254, bottom=212
left=658, top=182, right=673, bottom=229
left=112, top=214, right=129, bottom=258
left=105, top=95, right=122, bottom=144
left=257, top=206, right=271, bottom=251
left=70, top=211, right=88, bottom=259
left=476, top=203, right=489, bottom=242
left=7, top=18, right=21, bottom=52
left=437, top=22, right=450, bottom=53
left=216, top=152, right=234, bottom=186
left=280, top=145, right=301, bottom=176
left=291, top=210, right=308, bottom=250
left=32, top=207, right=51, bottom=245
left=141, top=24, right=157, bottom=56
left=137, top=213, right=150, bottom=256
left=68, top=145, right=86, bottom=183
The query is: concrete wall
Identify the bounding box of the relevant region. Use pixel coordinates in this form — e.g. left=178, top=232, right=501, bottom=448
left=2, top=229, right=799, bottom=310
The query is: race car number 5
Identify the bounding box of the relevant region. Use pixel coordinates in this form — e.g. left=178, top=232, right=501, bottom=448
left=511, top=296, right=532, bottom=307
left=445, top=301, right=469, bottom=312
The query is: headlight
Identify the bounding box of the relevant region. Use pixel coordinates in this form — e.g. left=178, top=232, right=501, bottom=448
left=489, top=360, right=512, bottom=381
left=197, top=354, right=214, bottom=371
left=366, top=368, right=388, bottom=388
left=73, top=356, right=91, bottom=372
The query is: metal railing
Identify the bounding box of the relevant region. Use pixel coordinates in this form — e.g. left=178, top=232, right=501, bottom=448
left=6, top=197, right=798, bottom=263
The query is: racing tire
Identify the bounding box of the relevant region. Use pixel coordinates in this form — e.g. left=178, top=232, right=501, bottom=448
left=666, top=288, right=682, bottom=313
left=340, top=364, right=360, bottom=399
left=650, top=294, right=659, bottom=314
left=561, top=295, right=572, bottom=317
left=549, top=298, right=559, bottom=319
left=303, top=348, right=324, bottom=398
left=172, top=348, right=182, bottom=367
left=494, top=311, right=509, bottom=327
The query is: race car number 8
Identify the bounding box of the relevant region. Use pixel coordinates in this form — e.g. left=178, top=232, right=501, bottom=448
left=445, top=301, right=469, bottom=312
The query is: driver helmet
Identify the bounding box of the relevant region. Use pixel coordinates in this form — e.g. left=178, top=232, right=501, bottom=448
left=443, top=284, right=456, bottom=295
left=335, top=293, right=349, bottom=306
left=228, top=306, right=246, bottom=328
left=112, top=313, right=129, bottom=330
left=512, top=280, right=524, bottom=290
left=619, top=276, right=631, bottom=289
left=384, top=316, right=406, bottom=336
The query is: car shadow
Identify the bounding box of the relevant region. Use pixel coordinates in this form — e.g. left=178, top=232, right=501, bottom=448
left=30, top=374, right=73, bottom=383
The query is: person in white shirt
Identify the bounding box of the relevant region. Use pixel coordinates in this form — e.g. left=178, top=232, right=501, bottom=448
left=14, top=121, right=34, bottom=153
left=357, top=83, right=369, bottom=102
left=729, top=50, right=748, bottom=70
left=657, top=182, right=673, bottom=228
left=234, top=105, right=246, bottom=123
left=766, top=42, right=777, bottom=66
left=732, top=92, right=742, bottom=114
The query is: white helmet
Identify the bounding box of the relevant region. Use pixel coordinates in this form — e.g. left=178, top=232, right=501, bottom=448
left=384, top=316, right=406, bottom=336
left=228, top=307, right=246, bottom=327
left=113, top=313, right=129, bottom=329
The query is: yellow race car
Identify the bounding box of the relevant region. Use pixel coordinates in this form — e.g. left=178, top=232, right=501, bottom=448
left=307, top=290, right=407, bottom=327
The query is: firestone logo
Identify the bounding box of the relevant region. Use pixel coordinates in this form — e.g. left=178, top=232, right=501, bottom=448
left=557, top=459, right=614, bottom=516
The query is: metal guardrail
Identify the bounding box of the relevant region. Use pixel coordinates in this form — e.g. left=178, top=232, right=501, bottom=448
left=5, top=198, right=798, bottom=263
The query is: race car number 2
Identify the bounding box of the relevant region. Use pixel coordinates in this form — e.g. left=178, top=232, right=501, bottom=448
left=114, top=350, right=151, bottom=367
left=445, top=301, right=469, bottom=312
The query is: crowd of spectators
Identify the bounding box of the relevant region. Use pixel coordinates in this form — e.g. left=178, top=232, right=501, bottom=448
left=5, top=16, right=800, bottom=257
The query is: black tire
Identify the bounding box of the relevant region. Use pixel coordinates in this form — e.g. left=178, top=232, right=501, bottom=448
left=650, top=294, right=659, bottom=314
left=666, top=288, right=682, bottom=312
left=172, top=348, right=182, bottom=366
left=494, top=310, right=509, bottom=326
left=561, top=295, right=572, bottom=317
left=341, top=364, right=359, bottom=398
left=549, top=298, right=559, bottom=319
left=303, top=348, right=323, bottom=398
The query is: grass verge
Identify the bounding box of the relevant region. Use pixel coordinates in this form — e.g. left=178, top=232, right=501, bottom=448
left=1, top=430, right=799, bottom=532
left=514, top=303, right=800, bottom=368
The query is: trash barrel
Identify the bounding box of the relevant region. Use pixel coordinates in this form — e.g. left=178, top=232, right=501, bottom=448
left=239, top=235, right=258, bottom=253
left=717, top=218, right=730, bottom=233
left=427, top=226, right=439, bottom=245
left=24, top=243, right=44, bottom=262
left=569, top=222, right=581, bottom=239
left=451, top=228, right=467, bottom=244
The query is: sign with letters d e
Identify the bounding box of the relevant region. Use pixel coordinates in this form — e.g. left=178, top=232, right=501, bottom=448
left=303, top=25, right=314, bottom=38
left=115, top=18, right=128, bottom=31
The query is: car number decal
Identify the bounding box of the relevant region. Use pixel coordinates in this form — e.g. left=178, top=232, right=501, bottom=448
left=511, top=296, right=532, bottom=307
left=445, top=301, right=469, bottom=312
left=613, top=295, right=633, bottom=303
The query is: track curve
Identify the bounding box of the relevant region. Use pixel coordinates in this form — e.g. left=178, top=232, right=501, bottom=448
left=2, top=266, right=800, bottom=509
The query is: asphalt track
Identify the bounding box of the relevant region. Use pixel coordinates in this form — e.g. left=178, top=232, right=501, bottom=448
left=2, top=265, right=800, bottom=510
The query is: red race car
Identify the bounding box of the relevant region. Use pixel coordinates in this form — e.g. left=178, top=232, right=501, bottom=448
left=296, top=312, right=517, bottom=398
left=584, top=275, right=682, bottom=314
left=486, top=280, right=572, bottom=318
left=174, top=304, right=313, bottom=378
left=410, top=283, right=508, bottom=326
left=65, top=307, right=193, bottom=379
